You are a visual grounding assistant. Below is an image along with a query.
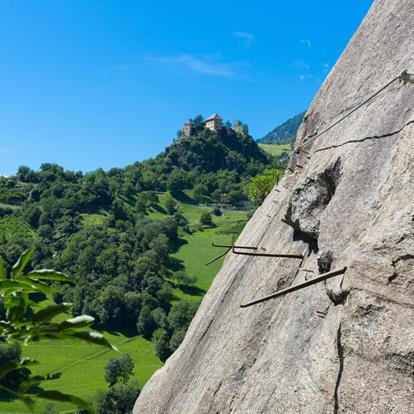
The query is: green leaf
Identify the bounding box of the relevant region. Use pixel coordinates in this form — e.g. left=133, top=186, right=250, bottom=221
left=70, top=331, right=118, bottom=351
left=0, top=280, right=36, bottom=290
left=0, top=256, right=6, bottom=280
left=11, top=247, right=35, bottom=279
left=26, top=269, right=73, bottom=282
left=32, top=303, right=72, bottom=323
left=26, top=278, right=56, bottom=295
left=0, top=362, right=18, bottom=379
left=59, top=315, right=94, bottom=330
left=37, top=390, right=94, bottom=413
left=0, top=384, right=34, bottom=406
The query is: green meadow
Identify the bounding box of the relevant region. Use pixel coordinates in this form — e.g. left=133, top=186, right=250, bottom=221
left=259, top=142, right=291, bottom=156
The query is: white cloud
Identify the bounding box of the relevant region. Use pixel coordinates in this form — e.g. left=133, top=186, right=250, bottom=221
left=233, top=31, right=255, bottom=46
left=291, top=59, right=310, bottom=70
left=300, top=38, right=312, bottom=48
left=299, top=74, right=313, bottom=81
left=144, top=54, right=246, bottom=79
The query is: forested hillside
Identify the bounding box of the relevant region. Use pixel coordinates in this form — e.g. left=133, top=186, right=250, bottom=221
left=257, top=111, right=305, bottom=144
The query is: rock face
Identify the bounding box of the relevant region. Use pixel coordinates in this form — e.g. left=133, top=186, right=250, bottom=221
left=134, top=1, right=414, bottom=413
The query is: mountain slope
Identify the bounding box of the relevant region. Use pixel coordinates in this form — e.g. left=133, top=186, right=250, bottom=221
left=143, top=127, right=271, bottom=185
left=257, top=111, right=305, bottom=144
left=134, top=1, right=414, bottom=413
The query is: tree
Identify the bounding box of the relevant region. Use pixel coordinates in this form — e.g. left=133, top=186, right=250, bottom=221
left=192, top=183, right=209, bottom=203
left=151, top=307, right=168, bottom=330
left=175, top=271, right=197, bottom=286
left=152, top=328, right=171, bottom=361
left=166, top=170, right=187, bottom=193
left=165, top=196, right=177, bottom=215
left=136, top=305, right=156, bottom=339
left=16, top=165, right=32, bottom=182
left=104, top=353, right=135, bottom=386
left=247, top=169, right=282, bottom=206
left=169, top=328, right=186, bottom=353
left=95, top=380, right=140, bottom=414
left=98, top=285, right=125, bottom=325
left=212, top=207, right=222, bottom=216
left=199, top=211, right=213, bottom=226
left=228, top=189, right=244, bottom=204
left=167, top=301, right=198, bottom=332
left=135, top=197, right=147, bottom=214
left=141, top=191, right=158, bottom=206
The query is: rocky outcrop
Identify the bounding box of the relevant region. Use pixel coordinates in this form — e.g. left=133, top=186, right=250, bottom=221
left=134, top=1, right=414, bottom=413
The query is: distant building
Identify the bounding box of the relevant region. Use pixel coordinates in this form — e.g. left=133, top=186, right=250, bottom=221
left=205, top=113, right=223, bottom=132
left=182, top=120, right=193, bottom=136
left=232, top=120, right=248, bottom=136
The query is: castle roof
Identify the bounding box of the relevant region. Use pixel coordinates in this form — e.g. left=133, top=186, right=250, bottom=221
left=205, top=113, right=222, bottom=121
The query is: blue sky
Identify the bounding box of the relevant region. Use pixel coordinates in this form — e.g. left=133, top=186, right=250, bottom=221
left=0, top=0, right=373, bottom=175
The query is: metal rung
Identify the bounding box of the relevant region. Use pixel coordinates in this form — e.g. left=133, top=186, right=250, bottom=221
left=232, top=248, right=304, bottom=259
left=212, top=242, right=257, bottom=250
left=205, top=249, right=230, bottom=266
left=240, top=267, right=347, bottom=308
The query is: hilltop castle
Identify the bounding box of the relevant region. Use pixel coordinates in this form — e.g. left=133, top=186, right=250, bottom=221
left=182, top=113, right=248, bottom=136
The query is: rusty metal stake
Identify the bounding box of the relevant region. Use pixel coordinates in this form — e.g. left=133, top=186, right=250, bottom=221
left=212, top=242, right=257, bottom=250
left=205, top=249, right=230, bottom=266
left=240, top=267, right=347, bottom=308
left=232, top=247, right=304, bottom=259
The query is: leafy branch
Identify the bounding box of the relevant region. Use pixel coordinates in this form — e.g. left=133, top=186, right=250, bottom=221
left=0, top=247, right=117, bottom=412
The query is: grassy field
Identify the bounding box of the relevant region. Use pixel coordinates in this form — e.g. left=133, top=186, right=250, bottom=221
left=0, top=215, right=37, bottom=241
left=151, top=191, right=248, bottom=301
left=0, top=192, right=248, bottom=413
left=0, top=332, right=162, bottom=414
left=259, top=143, right=291, bottom=156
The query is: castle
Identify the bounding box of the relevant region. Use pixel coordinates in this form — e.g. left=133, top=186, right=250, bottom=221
left=182, top=113, right=248, bottom=136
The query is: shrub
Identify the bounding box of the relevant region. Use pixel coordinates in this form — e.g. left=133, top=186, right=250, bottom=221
left=212, top=206, right=222, bottom=216
left=165, top=195, right=177, bottom=215
left=104, top=353, right=134, bottom=386
left=199, top=211, right=213, bottom=226
left=175, top=271, right=197, bottom=286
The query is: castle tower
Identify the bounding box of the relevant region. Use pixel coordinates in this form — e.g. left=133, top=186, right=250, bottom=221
left=232, top=120, right=249, bottom=136
left=182, top=120, right=192, bottom=136
left=205, top=113, right=223, bottom=132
